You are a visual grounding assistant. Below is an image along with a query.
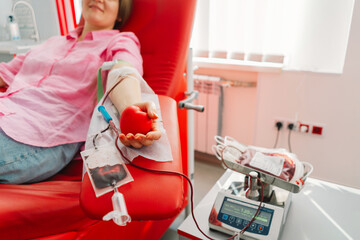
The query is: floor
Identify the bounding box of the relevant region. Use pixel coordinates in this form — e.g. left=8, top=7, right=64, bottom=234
left=160, top=159, right=226, bottom=240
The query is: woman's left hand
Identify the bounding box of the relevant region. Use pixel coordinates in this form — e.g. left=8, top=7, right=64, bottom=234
left=118, top=101, right=162, bottom=148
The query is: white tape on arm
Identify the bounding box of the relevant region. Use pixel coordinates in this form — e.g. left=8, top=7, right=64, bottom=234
left=106, top=66, right=142, bottom=92
left=101, top=60, right=118, bottom=70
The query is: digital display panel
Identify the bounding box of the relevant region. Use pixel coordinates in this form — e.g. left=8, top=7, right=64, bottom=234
left=219, top=199, right=273, bottom=227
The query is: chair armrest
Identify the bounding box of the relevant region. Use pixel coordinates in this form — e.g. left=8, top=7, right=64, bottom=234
left=80, top=95, right=188, bottom=221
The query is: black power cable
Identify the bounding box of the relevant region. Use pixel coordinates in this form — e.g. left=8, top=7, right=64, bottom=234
left=287, top=123, right=295, bottom=152
left=273, top=121, right=283, bottom=148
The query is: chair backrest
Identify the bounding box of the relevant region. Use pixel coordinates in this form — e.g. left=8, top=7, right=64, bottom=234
left=121, top=0, right=196, bottom=98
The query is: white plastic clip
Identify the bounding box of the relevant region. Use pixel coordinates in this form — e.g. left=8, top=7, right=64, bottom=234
left=233, top=231, right=241, bottom=240
left=103, top=188, right=131, bottom=226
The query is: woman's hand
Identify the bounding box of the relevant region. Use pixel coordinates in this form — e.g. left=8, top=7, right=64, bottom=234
left=118, top=101, right=162, bottom=148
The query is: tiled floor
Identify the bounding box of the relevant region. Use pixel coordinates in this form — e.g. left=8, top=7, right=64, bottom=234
left=160, top=159, right=226, bottom=240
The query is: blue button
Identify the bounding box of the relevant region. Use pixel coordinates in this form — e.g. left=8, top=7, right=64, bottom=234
left=222, top=214, right=229, bottom=220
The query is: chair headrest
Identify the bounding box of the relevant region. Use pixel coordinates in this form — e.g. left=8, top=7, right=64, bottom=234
left=79, top=0, right=196, bottom=97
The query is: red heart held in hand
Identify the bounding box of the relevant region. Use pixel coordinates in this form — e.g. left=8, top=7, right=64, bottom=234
left=120, top=105, right=152, bottom=135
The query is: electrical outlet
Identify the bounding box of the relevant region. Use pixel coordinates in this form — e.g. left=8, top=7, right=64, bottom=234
left=274, top=118, right=299, bottom=131
left=299, top=123, right=310, bottom=133
left=286, top=121, right=297, bottom=131
left=275, top=122, right=283, bottom=130
left=274, top=118, right=325, bottom=136
left=297, top=121, right=324, bottom=136
left=312, top=125, right=323, bottom=135
left=274, top=119, right=285, bottom=130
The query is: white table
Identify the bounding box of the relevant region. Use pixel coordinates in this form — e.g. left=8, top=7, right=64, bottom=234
left=178, top=169, right=360, bottom=240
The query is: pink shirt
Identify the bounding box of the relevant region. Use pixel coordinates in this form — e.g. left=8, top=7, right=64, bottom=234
left=0, top=27, right=143, bottom=147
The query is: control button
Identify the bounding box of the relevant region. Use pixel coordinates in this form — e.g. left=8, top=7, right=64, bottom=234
left=235, top=219, right=242, bottom=225
left=243, top=220, right=249, bottom=226
left=222, top=214, right=229, bottom=220
left=258, top=225, right=264, bottom=233
left=250, top=223, right=256, bottom=229
left=229, top=216, right=235, bottom=222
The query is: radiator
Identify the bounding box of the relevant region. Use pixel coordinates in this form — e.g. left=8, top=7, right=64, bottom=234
left=193, top=75, right=222, bottom=154
left=193, top=75, right=257, bottom=155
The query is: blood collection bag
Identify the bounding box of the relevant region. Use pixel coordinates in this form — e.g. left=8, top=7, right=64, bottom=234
left=213, top=136, right=313, bottom=184
left=81, top=142, right=133, bottom=197
left=238, top=147, right=298, bottom=183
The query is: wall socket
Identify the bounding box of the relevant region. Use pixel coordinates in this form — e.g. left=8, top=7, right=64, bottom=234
left=297, top=121, right=324, bottom=136
left=274, top=119, right=298, bottom=131
left=274, top=119, right=324, bottom=136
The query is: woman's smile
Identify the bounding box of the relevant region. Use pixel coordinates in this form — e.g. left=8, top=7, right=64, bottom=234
left=80, top=0, right=120, bottom=38
left=89, top=4, right=104, bottom=12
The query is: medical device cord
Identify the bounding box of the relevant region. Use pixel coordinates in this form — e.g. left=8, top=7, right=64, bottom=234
left=288, top=129, right=292, bottom=152
left=101, top=75, right=127, bottom=105
left=273, top=129, right=280, bottom=148
left=115, top=138, right=236, bottom=240
left=101, top=77, right=264, bottom=240
left=220, top=145, right=265, bottom=236
left=287, top=123, right=294, bottom=153
left=273, top=121, right=283, bottom=148
left=274, top=121, right=294, bottom=153
left=92, top=125, right=110, bottom=150
left=114, top=135, right=264, bottom=240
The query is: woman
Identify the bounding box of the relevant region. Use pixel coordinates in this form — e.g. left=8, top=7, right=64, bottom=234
left=0, top=0, right=160, bottom=184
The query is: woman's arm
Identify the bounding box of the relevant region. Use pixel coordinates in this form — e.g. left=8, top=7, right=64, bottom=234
left=109, top=61, right=141, bottom=113
left=109, top=61, right=161, bottom=148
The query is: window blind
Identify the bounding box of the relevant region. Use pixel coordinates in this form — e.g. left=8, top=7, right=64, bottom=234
left=190, top=0, right=354, bottom=73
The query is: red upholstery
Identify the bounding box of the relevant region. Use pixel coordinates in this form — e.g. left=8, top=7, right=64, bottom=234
left=122, top=0, right=195, bottom=98
left=0, top=180, right=95, bottom=240
left=0, top=0, right=196, bottom=239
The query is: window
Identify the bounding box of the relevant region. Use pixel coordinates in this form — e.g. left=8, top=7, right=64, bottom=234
left=190, top=0, right=355, bottom=73
left=73, top=0, right=82, bottom=24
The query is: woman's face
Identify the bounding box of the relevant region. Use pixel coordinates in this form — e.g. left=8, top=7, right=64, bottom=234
left=82, top=0, right=119, bottom=30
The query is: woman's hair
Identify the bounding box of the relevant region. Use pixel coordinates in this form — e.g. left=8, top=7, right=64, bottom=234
left=114, top=0, right=133, bottom=29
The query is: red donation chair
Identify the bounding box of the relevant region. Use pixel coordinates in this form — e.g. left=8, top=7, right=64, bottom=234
left=0, top=0, right=196, bottom=239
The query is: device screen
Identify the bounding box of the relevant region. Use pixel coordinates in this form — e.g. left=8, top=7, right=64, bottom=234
left=220, top=198, right=273, bottom=227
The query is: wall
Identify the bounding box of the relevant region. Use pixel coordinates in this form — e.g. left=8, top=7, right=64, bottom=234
left=30, top=0, right=60, bottom=40
left=254, top=1, right=360, bottom=188
left=194, top=68, right=258, bottom=146
left=0, top=0, right=60, bottom=42
left=0, top=2, right=12, bottom=28
left=196, top=1, right=360, bottom=189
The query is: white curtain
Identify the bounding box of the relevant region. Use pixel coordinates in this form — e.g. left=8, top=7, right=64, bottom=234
left=190, top=0, right=354, bottom=73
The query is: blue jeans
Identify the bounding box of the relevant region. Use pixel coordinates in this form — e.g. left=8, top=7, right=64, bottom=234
left=0, top=130, right=82, bottom=184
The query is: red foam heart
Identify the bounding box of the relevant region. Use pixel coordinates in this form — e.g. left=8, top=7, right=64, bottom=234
left=120, top=105, right=152, bottom=135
